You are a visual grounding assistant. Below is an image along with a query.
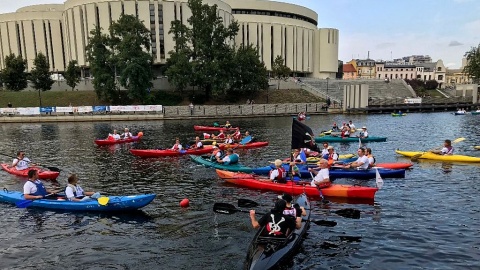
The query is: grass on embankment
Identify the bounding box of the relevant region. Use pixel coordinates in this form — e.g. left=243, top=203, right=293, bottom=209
left=0, top=88, right=324, bottom=107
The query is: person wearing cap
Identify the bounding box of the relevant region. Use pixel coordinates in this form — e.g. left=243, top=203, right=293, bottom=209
left=322, top=146, right=339, bottom=167
left=268, top=159, right=287, bottom=183
left=308, top=159, right=331, bottom=188
left=249, top=199, right=296, bottom=237
left=344, top=148, right=370, bottom=170
left=121, top=128, right=132, bottom=139
left=11, top=151, right=36, bottom=171
left=278, top=193, right=306, bottom=229
left=357, top=126, right=368, bottom=138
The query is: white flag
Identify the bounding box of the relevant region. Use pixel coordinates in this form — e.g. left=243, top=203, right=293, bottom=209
left=375, top=168, right=384, bottom=189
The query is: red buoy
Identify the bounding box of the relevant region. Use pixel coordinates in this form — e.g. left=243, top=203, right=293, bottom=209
left=180, top=198, right=190, bottom=208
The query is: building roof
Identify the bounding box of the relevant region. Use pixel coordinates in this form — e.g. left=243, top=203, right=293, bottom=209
left=384, top=63, right=416, bottom=68
left=415, top=62, right=436, bottom=71
left=343, top=64, right=356, bottom=73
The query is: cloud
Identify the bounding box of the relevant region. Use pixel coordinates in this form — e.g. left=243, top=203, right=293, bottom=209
left=449, top=40, right=463, bottom=46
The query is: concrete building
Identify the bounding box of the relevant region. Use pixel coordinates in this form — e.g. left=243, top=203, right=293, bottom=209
left=375, top=62, right=416, bottom=80
left=0, top=0, right=339, bottom=78
left=342, top=63, right=357, bottom=80
left=416, top=60, right=446, bottom=88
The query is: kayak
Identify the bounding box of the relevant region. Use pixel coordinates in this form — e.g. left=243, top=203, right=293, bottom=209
left=1, top=164, right=60, bottom=180
left=130, top=145, right=215, bottom=157
left=314, top=135, right=387, bottom=143
left=391, top=113, right=407, bottom=116
left=245, top=193, right=311, bottom=270
left=251, top=164, right=405, bottom=180
left=472, top=111, right=480, bottom=115
left=290, top=157, right=413, bottom=169
left=95, top=134, right=143, bottom=146
left=218, top=141, right=269, bottom=149
left=474, top=146, right=480, bottom=150
left=0, top=189, right=156, bottom=211
left=454, top=112, right=466, bottom=115
left=188, top=139, right=240, bottom=145
left=193, top=125, right=239, bottom=132
left=190, top=155, right=254, bottom=173
left=216, top=170, right=378, bottom=199
left=395, top=150, right=480, bottom=162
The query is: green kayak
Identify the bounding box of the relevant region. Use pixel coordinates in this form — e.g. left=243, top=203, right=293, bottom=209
left=189, top=155, right=254, bottom=173
left=314, top=135, right=387, bottom=143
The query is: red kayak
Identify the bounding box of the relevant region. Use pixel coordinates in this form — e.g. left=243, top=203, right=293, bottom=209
left=216, top=170, right=378, bottom=200
left=95, top=133, right=143, bottom=146
left=1, top=164, right=60, bottom=180
left=374, top=163, right=413, bottom=170
left=193, top=125, right=239, bottom=132
left=218, top=141, right=269, bottom=149
left=130, top=145, right=215, bottom=157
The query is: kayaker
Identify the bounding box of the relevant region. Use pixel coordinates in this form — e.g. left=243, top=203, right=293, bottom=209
left=171, top=138, right=183, bottom=151
left=341, top=124, right=351, bottom=138
left=190, top=137, right=204, bottom=149
left=349, top=120, right=356, bottom=130
left=209, top=144, right=224, bottom=161
left=344, top=148, right=370, bottom=170
left=23, top=169, right=60, bottom=200
left=332, top=122, right=340, bottom=132
left=224, top=134, right=234, bottom=144
left=308, top=159, right=331, bottom=188
left=357, top=126, right=368, bottom=138
left=297, top=112, right=306, bottom=121
left=12, top=151, right=36, bottom=171
left=213, top=130, right=226, bottom=139
left=65, top=174, right=101, bottom=202
left=112, top=130, right=121, bottom=140
left=249, top=199, right=296, bottom=237
left=292, top=149, right=306, bottom=164
left=366, top=148, right=376, bottom=168
left=217, top=148, right=239, bottom=165
left=278, top=193, right=307, bottom=229
left=322, top=146, right=339, bottom=167
left=223, top=121, right=232, bottom=128
left=320, top=143, right=329, bottom=157
left=268, top=159, right=287, bottom=183
left=431, top=139, right=454, bottom=155
left=121, top=128, right=133, bottom=139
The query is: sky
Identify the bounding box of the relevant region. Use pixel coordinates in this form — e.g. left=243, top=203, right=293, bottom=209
left=1, top=0, right=479, bottom=68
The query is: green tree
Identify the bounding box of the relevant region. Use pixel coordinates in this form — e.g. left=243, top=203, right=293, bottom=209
left=271, top=55, right=291, bottom=90
left=464, top=44, right=480, bottom=84
left=425, top=80, right=439, bottom=90
left=110, top=14, right=153, bottom=103
left=86, top=27, right=117, bottom=102
left=229, top=44, right=268, bottom=102
left=64, top=60, right=81, bottom=91
left=30, top=52, right=54, bottom=107
left=1, top=54, right=27, bottom=91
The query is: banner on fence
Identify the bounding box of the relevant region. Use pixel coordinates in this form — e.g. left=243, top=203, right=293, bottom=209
left=0, top=108, right=17, bottom=114
left=16, top=107, right=40, bottom=115
left=76, top=106, right=93, bottom=113
left=40, top=107, right=55, bottom=113
left=93, top=106, right=109, bottom=112
left=55, top=107, right=73, bottom=113
left=404, top=98, right=422, bottom=104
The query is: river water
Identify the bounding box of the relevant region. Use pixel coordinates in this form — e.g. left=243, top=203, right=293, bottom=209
left=0, top=112, right=479, bottom=270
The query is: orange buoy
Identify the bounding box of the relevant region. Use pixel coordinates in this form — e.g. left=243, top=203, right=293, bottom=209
left=180, top=198, right=190, bottom=208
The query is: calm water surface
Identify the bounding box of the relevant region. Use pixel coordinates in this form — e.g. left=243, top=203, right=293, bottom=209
left=0, top=112, right=479, bottom=269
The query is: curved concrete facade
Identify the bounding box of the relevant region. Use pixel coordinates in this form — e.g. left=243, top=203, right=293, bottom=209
left=0, top=0, right=338, bottom=78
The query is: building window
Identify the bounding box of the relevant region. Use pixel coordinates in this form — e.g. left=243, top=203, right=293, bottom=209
left=437, top=67, right=441, bottom=71
left=438, top=75, right=444, bottom=80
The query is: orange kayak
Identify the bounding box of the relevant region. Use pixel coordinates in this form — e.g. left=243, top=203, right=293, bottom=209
left=216, top=169, right=378, bottom=200
left=1, top=164, right=60, bottom=180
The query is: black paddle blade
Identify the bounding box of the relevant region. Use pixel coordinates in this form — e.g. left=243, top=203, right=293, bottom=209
left=46, top=167, right=61, bottom=172
left=238, top=198, right=259, bottom=208
left=334, top=208, right=361, bottom=219
left=312, top=220, right=337, bottom=227
left=213, top=203, right=239, bottom=215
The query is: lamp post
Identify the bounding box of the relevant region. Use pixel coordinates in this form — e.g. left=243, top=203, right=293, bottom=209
left=326, top=77, right=330, bottom=98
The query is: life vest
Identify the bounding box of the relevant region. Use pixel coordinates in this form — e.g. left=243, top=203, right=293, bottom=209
left=203, top=133, right=211, bottom=139
left=172, top=143, right=181, bottom=150
left=228, top=153, right=239, bottom=164
left=30, top=180, right=48, bottom=196
left=326, top=153, right=336, bottom=167
left=367, top=154, right=376, bottom=166
left=211, top=149, right=224, bottom=161
left=445, top=146, right=453, bottom=155
left=66, top=184, right=84, bottom=198
left=107, top=134, right=114, bottom=141
left=269, top=167, right=287, bottom=182
left=233, top=131, right=241, bottom=141
left=224, top=138, right=234, bottom=144
left=217, top=133, right=225, bottom=139
left=283, top=206, right=297, bottom=218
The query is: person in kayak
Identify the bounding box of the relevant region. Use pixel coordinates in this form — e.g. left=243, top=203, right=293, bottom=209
left=223, top=121, right=232, bottom=128
left=320, top=143, right=329, bottom=157
left=357, top=126, right=368, bottom=138
left=213, top=130, right=226, bottom=139
left=344, top=148, right=370, bottom=170
left=209, top=144, right=224, bottom=161
left=224, top=134, right=234, bottom=144
left=277, top=193, right=306, bottom=229
left=308, top=159, right=331, bottom=188
left=292, top=149, right=306, bottom=165
left=249, top=199, right=297, bottom=237
left=23, top=169, right=60, bottom=200
left=366, top=148, right=376, bottom=168
left=171, top=138, right=183, bottom=151
left=12, top=151, right=36, bottom=171
left=297, top=112, right=306, bottom=121
left=217, top=148, right=239, bottom=165
left=322, top=146, right=339, bottom=167
left=349, top=120, right=356, bottom=130
left=112, top=130, right=121, bottom=140
left=332, top=122, right=340, bottom=132
left=65, top=174, right=101, bottom=202
left=432, top=139, right=454, bottom=155
left=190, top=137, right=204, bottom=149
left=267, top=159, right=287, bottom=183
left=121, top=128, right=133, bottom=139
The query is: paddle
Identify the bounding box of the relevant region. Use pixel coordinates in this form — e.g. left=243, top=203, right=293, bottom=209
left=237, top=198, right=337, bottom=227
left=375, top=168, right=384, bottom=189
left=16, top=193, right=56, bottom=208
left=0, top=153, right=61, bottom=172
left=411, top=137, right=465, bottom=161
left=215, top=202, right=337, bottom=227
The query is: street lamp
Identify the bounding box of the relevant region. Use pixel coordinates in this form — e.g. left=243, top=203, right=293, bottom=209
left=326, top=77, right=330, bottom=97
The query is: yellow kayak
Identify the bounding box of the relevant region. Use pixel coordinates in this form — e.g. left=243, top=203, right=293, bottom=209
left=395, top=150, right=480, bottom=162
left=306, top=154, right=355, bottom=163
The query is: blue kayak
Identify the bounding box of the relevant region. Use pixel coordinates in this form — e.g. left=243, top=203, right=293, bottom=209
left=252, top=164, right=405, bottom=180
left=0, top=190, right=156, bottom=211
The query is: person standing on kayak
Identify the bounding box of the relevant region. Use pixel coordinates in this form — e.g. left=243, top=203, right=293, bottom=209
left=23, top=170, right=60, bottom=200
left=308, top=159, right=331, bottom=188
left=249, top=199, right=296, bottom=237
left=190, top=137, right=204, bottom=149
left=344, top=148, right=369, bottom=170
left=431, top=140, right=454, bottom=155
left=121, top=128, right=133, bottom=139
left=171, top=138, right=183, bottom=151
left=65, top=174, right=101, bottom=201
left=12, top=151, right=36, bottom=171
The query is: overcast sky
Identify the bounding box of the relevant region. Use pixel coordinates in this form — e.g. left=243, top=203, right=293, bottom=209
left=2, top=0, right=479, bottom=68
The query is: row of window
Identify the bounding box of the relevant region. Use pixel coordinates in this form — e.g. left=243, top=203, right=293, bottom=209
left=378, top=73, right=445, bottom=80
left=232, top=9, right=317, bottom=26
